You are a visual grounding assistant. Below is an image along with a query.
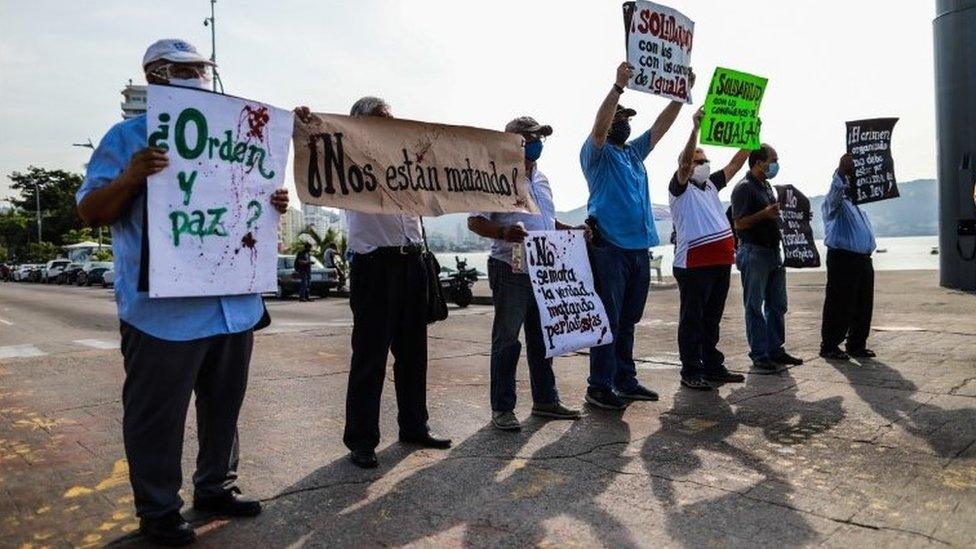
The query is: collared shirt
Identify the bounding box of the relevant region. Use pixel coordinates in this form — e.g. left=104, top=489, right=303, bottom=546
left=730, top=172, right=781, bottom=249
left=76, top=114, right=264, bottom=342
left=669, top=170, right=734, bottom=268
left=822, top=171, right=876, bottom=255
left=345, top=211, right=423, bottom=254
left=470, top=167, right=556, bottom=265
left=580, top=130, right=660, bottom=250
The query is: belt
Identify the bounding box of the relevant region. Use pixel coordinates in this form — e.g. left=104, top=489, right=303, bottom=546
left=357, top=244, right=424, bottom=259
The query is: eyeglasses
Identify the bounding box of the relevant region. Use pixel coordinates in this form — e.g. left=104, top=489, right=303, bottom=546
left=147, top=63, right=212, bottom=82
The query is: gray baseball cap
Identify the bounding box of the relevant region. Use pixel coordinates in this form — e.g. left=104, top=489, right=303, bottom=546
left=505, top=116, right=553, bottom=136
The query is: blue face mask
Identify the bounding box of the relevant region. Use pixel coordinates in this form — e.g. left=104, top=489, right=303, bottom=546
left=524, top=140, right=544, bottom=162
left=764, top=161, right=780, bottom=179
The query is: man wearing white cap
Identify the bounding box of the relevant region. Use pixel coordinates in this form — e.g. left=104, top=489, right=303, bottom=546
left=77, top=39, right=289, bottom=546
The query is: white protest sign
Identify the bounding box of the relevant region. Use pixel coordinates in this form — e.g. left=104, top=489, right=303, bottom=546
left=524, top=230, right=613, bottom=358
left=623, top=1, right=696, bottom=103
left=146, top=85, right=292, bottom=297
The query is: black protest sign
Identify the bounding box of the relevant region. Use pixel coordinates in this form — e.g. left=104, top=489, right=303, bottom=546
left=775, top=185, right=820, bottom=268
left=845, top=118, right=899, bottom=204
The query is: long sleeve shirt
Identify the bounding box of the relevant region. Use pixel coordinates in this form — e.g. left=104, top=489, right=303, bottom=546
left=822, top=171, right=876, bottom=255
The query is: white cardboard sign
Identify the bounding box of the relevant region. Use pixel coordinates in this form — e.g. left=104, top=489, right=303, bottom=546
left=146, top=85, right=292, bottom=297
left=624, top=1, right=696, bottom=103
left=524, top=230, right=614, bottom=358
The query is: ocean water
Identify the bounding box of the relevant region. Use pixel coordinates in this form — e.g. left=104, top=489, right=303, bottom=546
left=437, top=235, right=941, bottom=277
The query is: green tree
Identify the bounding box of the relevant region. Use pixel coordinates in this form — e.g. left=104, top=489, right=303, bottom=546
left=0, top=209, right=29, bottom=260
left=92, top=248, right=113, bottom=261
left=25, top=242, right=59, bottom=263
left=7, top=166, right=85, bottom=246
left=61, top=227, right=94, bottom=245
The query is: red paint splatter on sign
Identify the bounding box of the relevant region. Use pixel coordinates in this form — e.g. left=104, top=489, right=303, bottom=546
left=243, top=105, right=270, bottom=141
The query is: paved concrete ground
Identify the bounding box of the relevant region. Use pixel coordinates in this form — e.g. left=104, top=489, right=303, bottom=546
left=1, top=270, right=974, bottom=548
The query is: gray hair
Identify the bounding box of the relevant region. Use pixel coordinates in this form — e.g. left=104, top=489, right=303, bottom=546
left=350, top=96, right=390, bottom=117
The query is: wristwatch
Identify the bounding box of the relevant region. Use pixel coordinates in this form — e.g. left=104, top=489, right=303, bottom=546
left=613, top=84, right=625, bottom=95
left=498, top=226, right=506, bottom=240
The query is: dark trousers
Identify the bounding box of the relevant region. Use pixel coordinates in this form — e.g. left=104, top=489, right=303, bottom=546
left=820, top=248, right=874, bottom=352
left=343, top=252, right=430, bottom=452
left=735, top=243, right=788, bottom=361
left=119, top=322, right=253, bottom=518
left=674, top=265, right=731, bottom=380
left=298, top=271, right=311, bottom=301
left=487, top=257, right=559, bottom=412
left=588, top=244, right=650, bottom=392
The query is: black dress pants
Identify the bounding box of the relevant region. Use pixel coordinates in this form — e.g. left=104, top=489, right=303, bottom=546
left=673, top=265, right=731, bottom=379
left=343, top=251, right=430, bottom=452
left=119, top=322, right=253, bottom=518
left=820, top=248, right=875, bottom=352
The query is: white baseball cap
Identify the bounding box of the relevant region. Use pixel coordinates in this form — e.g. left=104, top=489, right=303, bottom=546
left=142, top=39, right=215, bottom=69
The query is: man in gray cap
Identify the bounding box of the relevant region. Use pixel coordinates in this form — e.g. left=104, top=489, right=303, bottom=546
left=467, top=117, right=584, bottom=431
left=77, top=39, right=289, bottom=545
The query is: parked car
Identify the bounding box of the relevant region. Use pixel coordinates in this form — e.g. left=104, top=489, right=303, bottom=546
left=0, top=263, right=10, bottom=281
left=275, top=254, right=340, bottom=299
left=101, top=267, right=115, bottom=288
left=26, top=265, right=44, bottom=282
left=12, top=264, right=38, bottom=281
left=77, top=261, right=113, bottom=286
left=41, top=259, right=71, bottom=283
left=56, top=263, right=85, bottom=285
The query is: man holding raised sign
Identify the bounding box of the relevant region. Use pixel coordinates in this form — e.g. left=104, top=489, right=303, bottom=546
left=580, top=61, right=694, bottom=409
left=76, top=39, right=290, bottom=546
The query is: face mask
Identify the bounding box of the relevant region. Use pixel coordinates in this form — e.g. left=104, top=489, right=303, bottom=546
left=168, top=77, right=209, bottom=90
left=607, top=120, right=631, bottom=146
left=691, top=162, right=711, bottom=184
left=764, top=161, right=780, bottom=179
left=524, top=140, right=544, bottom=162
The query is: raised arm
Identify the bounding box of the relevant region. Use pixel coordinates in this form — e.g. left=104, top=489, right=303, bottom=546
left=590, top=62, right=632, bottom=149
left=676, top=108, right=704, bottom=187
left=649, top=69, right=696, bottom=149
left=722, top=149, right=751, bottom=183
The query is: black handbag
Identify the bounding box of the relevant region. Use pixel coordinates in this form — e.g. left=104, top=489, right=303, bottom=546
left=420, top=218, right=449, bottom=324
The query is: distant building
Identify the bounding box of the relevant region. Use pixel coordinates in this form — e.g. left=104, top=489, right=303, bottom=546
left=277, top=207, right=306, bottom=251
left=302, top=204, right=332, bottom=237
left=121, top=81, right=147, bottom=119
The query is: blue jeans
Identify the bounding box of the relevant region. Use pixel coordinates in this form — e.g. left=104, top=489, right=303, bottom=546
left=298, top=272, right=311, bottom=300
left=588, top=244, right=650, bottom=392
left=487, top=258, right=559, bottom=412
left=735, top=243, right=787, bottom=361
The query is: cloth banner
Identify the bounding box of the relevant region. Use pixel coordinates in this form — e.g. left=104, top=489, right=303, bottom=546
left=525, top=230, right=613, bottom=358
left=775, top=184, right=820, bottom=268
left=294, top=113, right=538, bottom=215
left=146, top=85, right=291, bottom=298
left=845, top=118, right=899, bottom=204
left=622, top=1, right=695, bottom=103
left=701, top=67, right=768, bottom=150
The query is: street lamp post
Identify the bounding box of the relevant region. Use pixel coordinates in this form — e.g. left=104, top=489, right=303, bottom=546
left=34, top=182, right=41, bottom=242
left=203, top=0, right=224, bottom=93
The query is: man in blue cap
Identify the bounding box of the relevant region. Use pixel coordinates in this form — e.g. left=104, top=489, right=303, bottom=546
left=77, top=39, right=290, bottom=545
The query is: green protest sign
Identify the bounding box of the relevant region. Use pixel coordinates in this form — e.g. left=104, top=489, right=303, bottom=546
left=700, top=67, right=768, bottom=150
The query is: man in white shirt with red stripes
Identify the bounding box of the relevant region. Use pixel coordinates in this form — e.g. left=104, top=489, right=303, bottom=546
left=669, top=108, right=750, bottom=390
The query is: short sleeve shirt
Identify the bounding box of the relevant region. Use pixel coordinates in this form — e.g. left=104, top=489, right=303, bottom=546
left=668, top=171, right=734, bottom=268
left=580, top=130, right=659, bottom=250
left=730, top=173, right=781, bottom=248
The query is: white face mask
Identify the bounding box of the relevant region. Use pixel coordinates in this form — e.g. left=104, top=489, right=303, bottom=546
left=168, top=77, right=209, bottom=90
left=691, top=162, right=711, bottom=184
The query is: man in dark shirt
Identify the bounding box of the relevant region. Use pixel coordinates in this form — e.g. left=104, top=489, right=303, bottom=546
left=730, top=144, right=804, bottom=370
left=295, top=243, right=313, bottom=302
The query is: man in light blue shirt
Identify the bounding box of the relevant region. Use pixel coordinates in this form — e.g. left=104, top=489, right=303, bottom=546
left=820, top=153, right=878, bottom=360
left=76, top=39, right=289, bottom=545
left=468, top=116, right=582, bottom=431
left=578, top=61, right=693, bottom=409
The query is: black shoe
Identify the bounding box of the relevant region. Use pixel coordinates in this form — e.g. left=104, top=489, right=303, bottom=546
left=617, top=384, right=659, bottom=401
left=704, top=370, right=746, bottom=384
left=349, top=449, right=378, bottom=469
left=847, top=348, right=876, bottom=358
left=752, top=359, right=780, bottom=371
left=399, top=433, right=452, bottom=449
left=193, top=488, right=261, bottom=517
left=585, top=388, right=628, bottom=410
left=139, top=511, right=196, bottom=546
left=772, top=352, right=804, bottom=366
left=680, top=377, right=714, bottom=390
left=819, top=347, right=850, bottom=360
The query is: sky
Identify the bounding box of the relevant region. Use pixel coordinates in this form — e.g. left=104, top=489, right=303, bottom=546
left=0, top=0, right=938, bottom=211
